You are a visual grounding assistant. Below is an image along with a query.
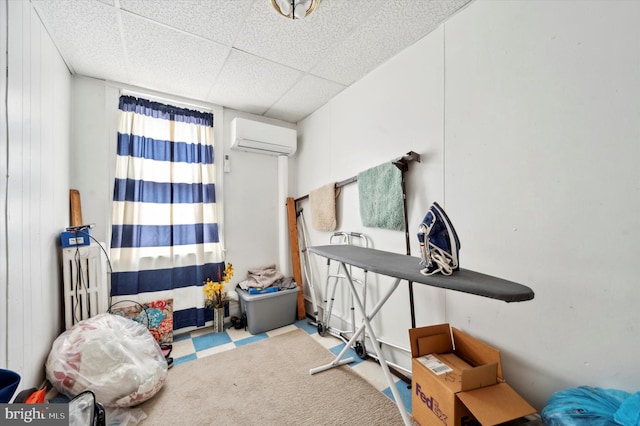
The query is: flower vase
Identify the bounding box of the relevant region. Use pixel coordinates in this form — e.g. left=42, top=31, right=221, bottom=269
left=213, top=306, right=225, bottom=333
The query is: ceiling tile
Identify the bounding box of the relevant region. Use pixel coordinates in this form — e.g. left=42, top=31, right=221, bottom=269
left=384, top=0, right=472, bottom=40
left=234, top=0, right=385, bottom=73
left=31, top=0, right=128, bottom=82
left=265, top=74, right=346, bottom=123
left=120, top=11, right=229, bottom=100
left=207, top=49, right=304, bottom=116
left=312, top=0, right=472, bottom=85
left=119, top=0, right=254, bottom=46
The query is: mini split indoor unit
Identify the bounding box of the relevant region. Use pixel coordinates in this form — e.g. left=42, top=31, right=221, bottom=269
left=230, top=117, right=297, bottom=156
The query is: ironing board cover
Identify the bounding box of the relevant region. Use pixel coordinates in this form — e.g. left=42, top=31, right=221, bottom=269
left=308, top=245, right=534, bottom=302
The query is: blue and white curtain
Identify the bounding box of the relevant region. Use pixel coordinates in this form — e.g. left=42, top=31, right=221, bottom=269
left=110, top=95, right=224, bottom=329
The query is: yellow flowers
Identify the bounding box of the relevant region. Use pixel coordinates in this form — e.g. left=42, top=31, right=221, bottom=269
left=203, top=263, right=234, bottom=309
left=203, top=280, right=223, bottom=299
left=222, top=263, right=234, bottom=283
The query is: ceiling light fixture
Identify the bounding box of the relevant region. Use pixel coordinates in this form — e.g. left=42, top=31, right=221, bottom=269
left=271, top=0, right=320, bottom=19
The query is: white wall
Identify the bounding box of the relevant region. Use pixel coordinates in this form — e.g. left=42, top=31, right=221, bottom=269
left=295, top=0, right=640, bottom=410
left=70, top=77, right=115, bottom=243
left=0, top=0, right=7, bottom=374
left=2, top=0, right=71, bottom=389
left=294, top=25, right=448, bottom=372
left=221, top=110, right=297, bottom=282
left=443, top=0, right=640, bottom=409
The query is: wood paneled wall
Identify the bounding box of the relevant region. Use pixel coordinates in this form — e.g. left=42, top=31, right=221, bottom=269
left=2, top=0, right=71, bottom=390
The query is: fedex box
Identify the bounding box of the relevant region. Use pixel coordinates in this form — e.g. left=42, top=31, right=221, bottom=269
left=410, top=324, right=536, bottom=426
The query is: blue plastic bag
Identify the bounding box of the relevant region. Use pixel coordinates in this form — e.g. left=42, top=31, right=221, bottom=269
left=616, top=393, right=640, bottom=425
left=542, top=386, right=640, bottom=425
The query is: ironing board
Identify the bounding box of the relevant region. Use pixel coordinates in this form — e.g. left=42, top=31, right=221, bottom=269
left=307, top=244, right=534, bottom=426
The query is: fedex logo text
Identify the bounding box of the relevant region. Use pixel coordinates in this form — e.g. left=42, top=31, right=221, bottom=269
left=415, top=383, right=448, bottom=425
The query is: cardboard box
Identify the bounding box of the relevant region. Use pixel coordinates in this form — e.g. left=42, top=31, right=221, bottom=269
left=410, top=324, right=536, bottom=426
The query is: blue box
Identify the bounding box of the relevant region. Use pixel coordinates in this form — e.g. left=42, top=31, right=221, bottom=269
left=60, top=231, right=91, bottom=248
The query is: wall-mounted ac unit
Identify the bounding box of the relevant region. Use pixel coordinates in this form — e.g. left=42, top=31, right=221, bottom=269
left=230, top=117, right=297, bottom=156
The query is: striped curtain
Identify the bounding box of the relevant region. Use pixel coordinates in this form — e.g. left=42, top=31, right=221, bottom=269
left=110, top=95, right=224, bottom=329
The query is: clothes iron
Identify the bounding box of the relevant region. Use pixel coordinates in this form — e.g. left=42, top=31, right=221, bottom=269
left=417, top=202, right=460, bottom=276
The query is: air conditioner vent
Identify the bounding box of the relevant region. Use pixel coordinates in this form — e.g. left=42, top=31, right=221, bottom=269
left=230, top=118, right=297, bottom=156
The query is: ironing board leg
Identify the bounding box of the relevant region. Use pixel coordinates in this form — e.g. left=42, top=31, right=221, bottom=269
left=309, top=263, right=412, bottom=426
left=309, top=269, right=400, bottom=375
left=342, top=265, right=412, bottom=426
left=309, top=311, right=365, bottom=373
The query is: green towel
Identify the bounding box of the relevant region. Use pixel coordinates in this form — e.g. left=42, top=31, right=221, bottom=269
left=357, top=162, right=405, bottom=231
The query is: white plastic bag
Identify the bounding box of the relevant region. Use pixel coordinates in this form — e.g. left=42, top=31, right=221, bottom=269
left=46, top=313, right=167, bottom=407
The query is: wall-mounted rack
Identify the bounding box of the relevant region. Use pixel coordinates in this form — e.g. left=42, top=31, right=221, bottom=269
left=294, top=151, right=421, bottom=204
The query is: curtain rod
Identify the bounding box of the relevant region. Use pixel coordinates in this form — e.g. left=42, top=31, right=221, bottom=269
left=119, top=88, right=215, bottom=112
left=294, top=151, right=421, bottom=203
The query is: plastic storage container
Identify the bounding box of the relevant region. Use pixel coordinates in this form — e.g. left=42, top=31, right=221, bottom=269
left=236, top=286, right=299, bottom=334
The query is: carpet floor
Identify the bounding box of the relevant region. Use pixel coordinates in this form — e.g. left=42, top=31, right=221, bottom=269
left=139, top=328, right=412, bottom=425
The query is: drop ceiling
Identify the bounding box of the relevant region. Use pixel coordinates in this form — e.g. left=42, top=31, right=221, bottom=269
left=31, top=0, right=471, bottom=123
